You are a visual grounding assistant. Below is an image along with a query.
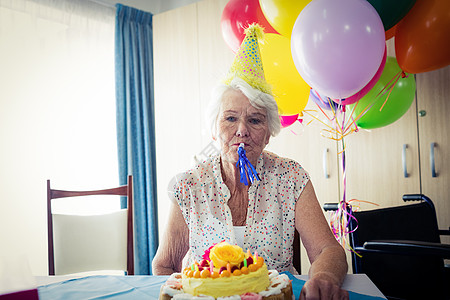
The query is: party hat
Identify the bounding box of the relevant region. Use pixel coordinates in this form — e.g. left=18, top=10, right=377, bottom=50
left=224, top=23, right=272, bottom=95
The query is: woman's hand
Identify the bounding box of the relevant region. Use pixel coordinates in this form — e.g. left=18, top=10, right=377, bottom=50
left=300, top=273, right=349, bottom=300
left=295, top=181, right=349, bottom=299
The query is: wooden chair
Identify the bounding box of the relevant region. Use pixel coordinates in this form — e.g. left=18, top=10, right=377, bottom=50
left=47, top=175, right=134, bottom=275
left=293, top=229, right=301, bottom=274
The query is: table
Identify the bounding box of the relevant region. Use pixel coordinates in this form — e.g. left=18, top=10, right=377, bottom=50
left=35, top=273, right=387, bottom=299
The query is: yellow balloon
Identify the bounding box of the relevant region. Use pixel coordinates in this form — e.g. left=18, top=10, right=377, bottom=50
left=259, top=0, right=312, bottom=37
left=260, top=33, right=310, bottom=116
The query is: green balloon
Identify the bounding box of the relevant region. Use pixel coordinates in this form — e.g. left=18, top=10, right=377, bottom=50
left=367, top=0, right=416, bottom=30
left=349, top=56, right=416, bottom=130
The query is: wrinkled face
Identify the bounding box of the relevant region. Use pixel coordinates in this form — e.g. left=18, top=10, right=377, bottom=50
left=215, top=89, right=270, bottom=165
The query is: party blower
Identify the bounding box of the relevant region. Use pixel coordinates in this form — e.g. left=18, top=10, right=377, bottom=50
left=236, top=143, right=260, bottom=185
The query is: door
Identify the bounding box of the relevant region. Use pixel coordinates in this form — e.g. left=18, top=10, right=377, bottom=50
left=416, top=66, right=450, bottom=244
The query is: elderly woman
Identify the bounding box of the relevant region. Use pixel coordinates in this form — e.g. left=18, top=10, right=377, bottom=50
left=152, top=76, right=348, bottom=299
left=153, top=24, right=348, bottom=299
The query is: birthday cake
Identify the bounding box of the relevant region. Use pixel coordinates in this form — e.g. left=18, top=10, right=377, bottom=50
left=159, top=242, right=293, bottom=299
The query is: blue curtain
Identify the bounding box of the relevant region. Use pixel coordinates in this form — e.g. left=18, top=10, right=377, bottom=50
left=115, top=4, right=158, bottom=275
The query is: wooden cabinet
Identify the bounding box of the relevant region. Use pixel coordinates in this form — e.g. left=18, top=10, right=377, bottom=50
left=416, top=66, right=450, bottom=245
left=341, top=42, right=450, bottom=267
left=344, top=43, right=450, bottom=242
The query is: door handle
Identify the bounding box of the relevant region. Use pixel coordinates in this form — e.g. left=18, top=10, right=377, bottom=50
left=323, top=148, right=330, bottom=179
left=430, top=142, right=437, bottom=177
left=402, top=144, right=409, bottom=178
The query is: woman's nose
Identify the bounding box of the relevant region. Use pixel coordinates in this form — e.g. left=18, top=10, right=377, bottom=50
left=236, top=120, right=249, bottom=137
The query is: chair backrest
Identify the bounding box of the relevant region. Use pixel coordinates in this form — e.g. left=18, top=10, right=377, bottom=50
left=352, top=200, right=446, bottom=299
left=47, top=175, right=134, bottom=275
left=293, top=229, right=301, bottom=274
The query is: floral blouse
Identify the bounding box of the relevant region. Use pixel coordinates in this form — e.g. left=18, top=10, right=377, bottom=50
left=168, top=151, right=309, bottom=273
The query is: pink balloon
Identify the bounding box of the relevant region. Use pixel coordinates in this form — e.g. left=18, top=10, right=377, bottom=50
left=291, top=0, right=385, bottom=99
left=280, top=114, right=300, bottom=128
left=333, top=44, right=387, bottom=105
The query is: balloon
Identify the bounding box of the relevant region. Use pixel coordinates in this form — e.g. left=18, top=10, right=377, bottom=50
left=349, top=57, right=416, bottom=129
left=221, top=0, right=278, bottom=53
left=259, top=0, right=312, bottom=37
left=366, top=0, right=416, bottom=30
left=280, top=114, right=300, bottom=128
left=309, top=46, right=386, bottom=107
left=291, top=0, right=385, bottom=99
left=260, top=33, right=310, bottom=116
left=395, top=0, right=450, bottom=73
left=333, top=45, right=387, bottom=106
left=309, top=89, right=339, bottom=111
left=385, top=25, right=397, bottom=41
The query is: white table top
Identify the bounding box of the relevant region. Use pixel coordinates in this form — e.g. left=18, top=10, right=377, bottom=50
left=297, top=274, right=386, bottom=299
left=35, top=273, right=386, bottom=299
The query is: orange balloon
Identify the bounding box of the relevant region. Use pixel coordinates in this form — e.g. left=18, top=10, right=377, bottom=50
left=385, top=25, right=396, bottom=41
left=395, top=0, right=450, bottom=73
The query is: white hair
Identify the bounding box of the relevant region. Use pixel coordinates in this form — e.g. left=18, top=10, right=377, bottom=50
left=206, top=77, right=281, bottom=139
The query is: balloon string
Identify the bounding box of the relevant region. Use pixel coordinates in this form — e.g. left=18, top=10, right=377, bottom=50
left=236, top=143, right=260, bottom=185
left=304, top=107, right=357, bottom=142
left=305, top=89, right=387, bottom=255
left=303, top=109, right=337, bottom=133
left=379, top=71, right=404, bottom=111
left=342, top=70, right=403, bottom=130
left=378, top=70, right=402, bottom=97
left=328, top=119, right=361, bottom=256
left=343, top=101, right=360, bottom=134
left=314, top=92, right=334, bottom=122
left=288, top=118, right=303, bottom=135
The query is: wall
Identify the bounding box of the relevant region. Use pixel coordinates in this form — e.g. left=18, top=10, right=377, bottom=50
left=99, top=0, right=202, bottom=14
left=153, top=0, right=233, bottom=244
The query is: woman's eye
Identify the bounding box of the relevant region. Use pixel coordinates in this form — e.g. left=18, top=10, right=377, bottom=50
left=249, top=118, right=262, bottom=124
left=225, top=116, right=236, bottom=122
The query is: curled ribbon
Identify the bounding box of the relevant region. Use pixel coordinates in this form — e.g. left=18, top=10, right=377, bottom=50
left=236, top=143, right=260, bottom=185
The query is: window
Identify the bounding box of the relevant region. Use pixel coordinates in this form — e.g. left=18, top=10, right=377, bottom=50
left=0, top=0, right=118, bottom=273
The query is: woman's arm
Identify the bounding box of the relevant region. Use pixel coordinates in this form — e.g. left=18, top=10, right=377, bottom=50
left=295, top=181, right=349, bottom=299
left=151, top=201, right=190, bottom=275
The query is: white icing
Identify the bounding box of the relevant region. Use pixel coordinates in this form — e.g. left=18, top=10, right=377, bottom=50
left=162, top=284, right=183, bottom=297
left=217, top=295, right=241, bottom=300
left=169, top=272, right=183, bottom=282
left=258, top=285, right=282, bottom=297
left=193, top=295, right=215, bottom=300
left=173, top=293, right=194, bottom=299
left=271, top=274, right=290, bottom=289
left=267, top=269, right=279, bottom=279
left=258, top=273, right=289, bottom=296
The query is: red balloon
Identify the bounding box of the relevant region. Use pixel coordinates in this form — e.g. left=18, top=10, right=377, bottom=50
left=280, top=114, right=300, bottom=128
left=395, top=0, right=450, bottom=73
left=221, top=0, right=278, bottom=53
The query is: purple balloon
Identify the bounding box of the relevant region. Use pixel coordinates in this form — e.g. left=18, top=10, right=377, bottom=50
left=333, top=45, right=387, bottom=105
left=291, top=0, right=385, bottom=99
